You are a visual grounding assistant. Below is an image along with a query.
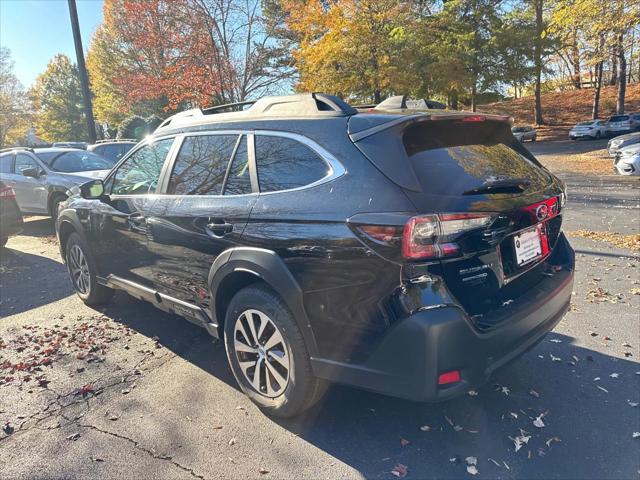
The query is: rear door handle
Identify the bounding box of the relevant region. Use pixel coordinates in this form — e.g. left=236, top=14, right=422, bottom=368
left=205, top=219, right=233, bottom=238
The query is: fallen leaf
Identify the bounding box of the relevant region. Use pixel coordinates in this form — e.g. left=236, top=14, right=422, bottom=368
left=529, top=389, right=540, bottom=398
left=488, top=458, right=501, bottom=467
left=597, top=385, right=609, bottom=393
left=533, top=415, right=545, bottom=428
left=78, top=383, right=93, bottom=396
left=549, top=339, right=562, bottom=343
left=90, top=457, right=105, bottom=462
left=627, top=400, right=639, bottom=407
left=468, top=390, right=478, bottom=397
left=633, top=432, right=640, bottom=439
left=258, top=467, right=269, bottom=475
left=550, top=354, right=561, bottom=362
left=400, top=437, right=410, bottom=447
left=419, top=425, right=432, bottom=432
left=66, top=433, right=81, bottom=441
left=449, top=455, right=460, bottom=464
left=609, top=373, right=620, bottom=378
left=499, top=386, right=510, bottom=396
left=546, top=437, right=561, bottom=447
left=391, top=463, right=408, bottom=478
left=467, top=465, right=479, bottom=475
left=465, top=456, right=477, bottom=466
left=228, top=438, right=236, bottom=446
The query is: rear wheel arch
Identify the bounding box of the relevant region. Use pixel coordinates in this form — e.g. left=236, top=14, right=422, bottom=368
left=208, top=247, right=318, bottom=356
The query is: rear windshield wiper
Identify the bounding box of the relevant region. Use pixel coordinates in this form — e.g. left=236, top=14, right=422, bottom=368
left=463, top=178, right=531, bottom=195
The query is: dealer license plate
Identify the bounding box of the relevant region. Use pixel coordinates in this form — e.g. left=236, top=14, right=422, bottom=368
left=514, top=227, right=542, bottom=266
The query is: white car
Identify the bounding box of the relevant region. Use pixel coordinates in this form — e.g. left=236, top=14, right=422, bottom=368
left=606, top=114, right=636, bottom=136
left=569, top=120, right=607, bottom=140
left=614, top=144, right=640, bottom=176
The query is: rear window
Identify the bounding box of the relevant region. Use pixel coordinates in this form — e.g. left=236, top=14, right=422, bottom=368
left=609, top=116, right=629, bottom=122
left=403, top=122, right=551, bottom=196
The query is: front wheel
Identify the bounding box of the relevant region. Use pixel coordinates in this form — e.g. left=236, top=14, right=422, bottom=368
left=224, top=285, right=325, bottom=417
left=66, top=232, right=114, bottom=306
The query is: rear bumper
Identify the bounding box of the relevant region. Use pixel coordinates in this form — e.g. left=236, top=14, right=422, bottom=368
left=312, top=234, right=574, bottom=402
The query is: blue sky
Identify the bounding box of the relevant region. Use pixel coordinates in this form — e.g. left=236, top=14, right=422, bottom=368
left=0, top=0, right=104, bottom=88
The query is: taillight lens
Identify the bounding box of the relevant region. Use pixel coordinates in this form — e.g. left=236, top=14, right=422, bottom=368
left=358, top=225, right=399, bottom=243
left=0, top=186, right=16, bottom=198
left=402, top=213, right=494, bottom=260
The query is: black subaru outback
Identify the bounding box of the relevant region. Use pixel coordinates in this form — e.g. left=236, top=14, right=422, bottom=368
left=56, top=93, right=574, bottom=417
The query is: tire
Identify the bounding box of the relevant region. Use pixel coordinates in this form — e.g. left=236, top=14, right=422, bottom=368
left=223, top=284, right=325, bottom=417
left=49, top=194, right=67, bottom=220
left=65, top=232, right=114, bottom=306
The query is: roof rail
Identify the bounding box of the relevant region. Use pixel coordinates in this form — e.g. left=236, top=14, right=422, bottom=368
left=155, top=93, right=357, bottom=132
left=0, top=146, right=34, bottom=153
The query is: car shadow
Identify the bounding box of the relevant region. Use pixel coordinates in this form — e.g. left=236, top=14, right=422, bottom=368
left=0, top=248, right=74, bottom=316
left=102, top=298, right=639, bottom=479
left=18, top=216, right=57, bottom=238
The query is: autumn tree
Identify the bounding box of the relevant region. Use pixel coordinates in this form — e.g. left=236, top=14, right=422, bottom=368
left=0, top=48, right=31, bottom=147
left=30, top=54, right=86, bottom=142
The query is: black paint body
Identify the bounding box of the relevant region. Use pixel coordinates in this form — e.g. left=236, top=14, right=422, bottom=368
left=56, top=111, right=575, bottom=401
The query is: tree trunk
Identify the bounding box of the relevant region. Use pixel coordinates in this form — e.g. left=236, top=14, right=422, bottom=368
left=571, top=29, right=581, bottom=88
left=609, top=53, right=618, bottom=85
left=616, top=34, right=626, bottom=115
left=471, top=78, right=477, bottom=112
left=533, top=0, right=544, bottom=125
left=592, top=60, right=603, bottom=119
left=373, top=90, right=381, bottom=104
left=449, top=91, right=459, bottom=110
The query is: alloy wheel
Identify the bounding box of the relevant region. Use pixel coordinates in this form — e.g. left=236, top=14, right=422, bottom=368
left=69, top=244, right=91, bottom=295
left=233, top=309, right=290, bottom=398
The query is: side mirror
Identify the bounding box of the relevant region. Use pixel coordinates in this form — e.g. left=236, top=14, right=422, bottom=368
left=21, top=167, right=40, bottom=178
left=80, top=179, right=105, bottom=199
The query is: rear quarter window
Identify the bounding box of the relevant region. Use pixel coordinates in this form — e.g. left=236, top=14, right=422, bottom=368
left=255, top=136, right=330, bottom=192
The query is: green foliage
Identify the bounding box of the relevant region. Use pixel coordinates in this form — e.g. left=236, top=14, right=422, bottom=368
left=117, top=115, right=149, bottom=140
left=30, top=54, right=86, bottom=142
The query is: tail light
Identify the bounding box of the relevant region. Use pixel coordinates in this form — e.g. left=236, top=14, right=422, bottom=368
left=0, top=186, right=16, bottom=199
left=402, top=213, right=494, bottom=260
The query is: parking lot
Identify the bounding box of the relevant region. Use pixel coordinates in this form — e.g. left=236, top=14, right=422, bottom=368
left=1, top=142, right=639, bottom=479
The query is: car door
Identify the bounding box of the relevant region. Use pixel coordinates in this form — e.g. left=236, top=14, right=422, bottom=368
left=11, top=152, right=48, bottom=213
left=147, top=132, right=258, bottom=308
left=88, top=137, right=177, bottom=286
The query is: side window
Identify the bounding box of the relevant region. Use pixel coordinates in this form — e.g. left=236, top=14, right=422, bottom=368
left=0, top=154, right=13, bottom=173
left=110, top=138, right=173, bottom=195
left=15, top=153, right=40, bottom=174
left=255, top=136, right=330, bottom=192
left=224, top=136, right=252, bottom=195
left=168, top=134, right=237, bottom=195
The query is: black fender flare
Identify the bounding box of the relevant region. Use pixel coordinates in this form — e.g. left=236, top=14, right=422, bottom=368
left=56, top=210, right=86, bottom=260
left=208, top=247, right=318, bottom=357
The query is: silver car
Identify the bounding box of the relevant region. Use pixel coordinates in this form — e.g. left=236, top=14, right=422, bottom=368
left=608, top=132, right=640, bottom=157
left=0, top=147, right=111, bottom=218
left=511, top=125, right=537, bottom=142
left=614, top=144, right=640, bottom=176
left=569, top=120, right=607, bottom=140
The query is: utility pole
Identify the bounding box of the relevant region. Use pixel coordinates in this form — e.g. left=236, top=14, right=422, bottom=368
left=68, top=0, right=97, bottom=143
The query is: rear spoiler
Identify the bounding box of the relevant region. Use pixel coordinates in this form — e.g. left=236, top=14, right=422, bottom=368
left=348, top=112, right=513, bottom=143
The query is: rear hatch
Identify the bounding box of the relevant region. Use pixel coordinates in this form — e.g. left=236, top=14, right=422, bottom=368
left=348, top=113, right=566, bottom=322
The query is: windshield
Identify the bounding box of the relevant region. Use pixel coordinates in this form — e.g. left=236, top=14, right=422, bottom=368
left=577, top=121, right=594, bottom=126
left=609, top=116, right=629, bottom=122
left=46, top=151, right=111, bottom=173
left=511, top=127, right=527, bottom=133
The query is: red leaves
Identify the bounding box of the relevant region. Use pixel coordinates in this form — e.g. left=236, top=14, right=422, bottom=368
left=391, top=463, right=408, bottom=478
left=78, top=383, right=94, bottom=396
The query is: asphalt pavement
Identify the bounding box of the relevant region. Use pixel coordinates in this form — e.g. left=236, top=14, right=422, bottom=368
left=0, top=143, right=639, bottom=479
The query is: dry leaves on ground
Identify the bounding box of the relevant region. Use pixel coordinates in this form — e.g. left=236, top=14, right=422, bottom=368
left=568, top=230, right=640, bottom=253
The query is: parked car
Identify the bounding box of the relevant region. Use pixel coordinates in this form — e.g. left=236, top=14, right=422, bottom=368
left=52, top=142, right=88, bottom=150
left=614, top=144, right=640, bottom=176
left=56, top=93, right=574, bottom=417
left=0, top=147, right=112, bottom=218
left=376, top=95, right=448, bottom=110
left=608, top=132, right=640, bottom=157
left=511, top=125, right=537, bottom=142
left=568, top=120, right=607, bottom=140
left=605, top=114, right=635, bottom=136
left=0, top=180, right=23, bottom=248
left=88, top=139, right=137, bottom=166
